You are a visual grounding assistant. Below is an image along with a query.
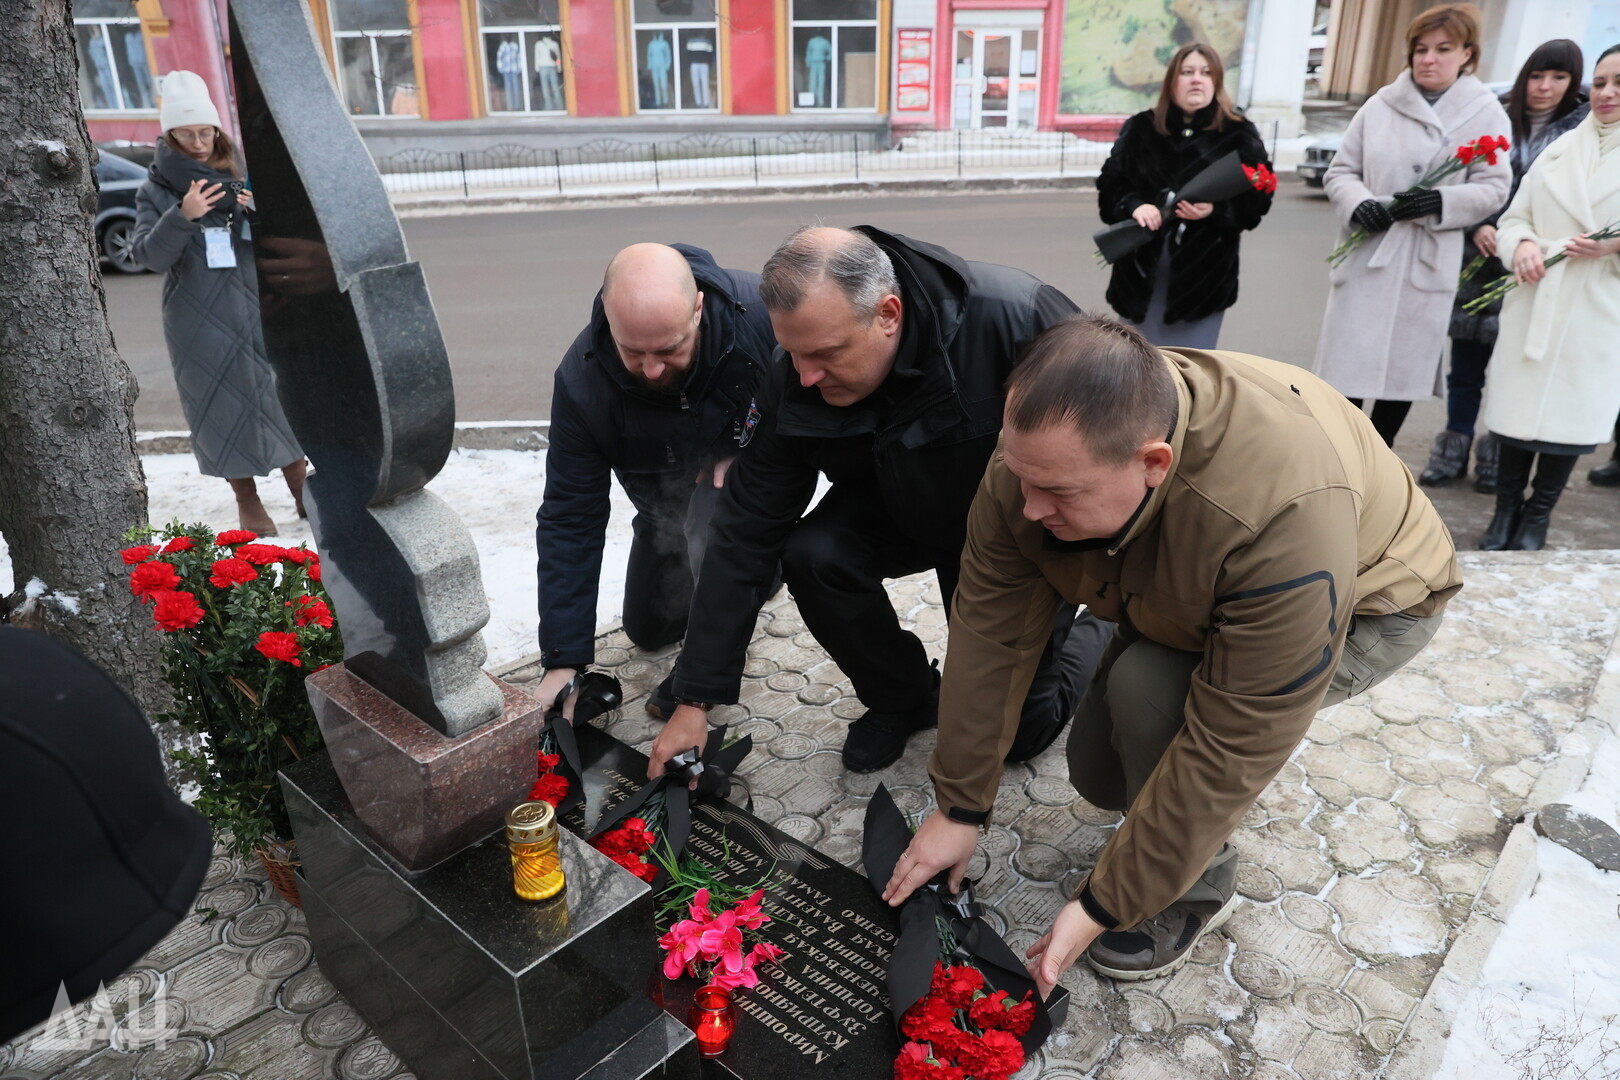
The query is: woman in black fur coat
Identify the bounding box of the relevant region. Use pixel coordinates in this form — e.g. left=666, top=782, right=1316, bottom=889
left=1096, top=43, right=1274, bottom=348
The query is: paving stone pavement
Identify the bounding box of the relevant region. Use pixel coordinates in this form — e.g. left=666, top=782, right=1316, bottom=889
left=9, top=550, right=1620, bottom=1080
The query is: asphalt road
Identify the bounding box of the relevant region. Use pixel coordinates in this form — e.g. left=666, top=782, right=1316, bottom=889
left=104, top=183, right=1620, bottom=549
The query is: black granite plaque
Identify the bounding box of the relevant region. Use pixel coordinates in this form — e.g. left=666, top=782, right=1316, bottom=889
left=281, top=750, right=699, bottom=1080
left=565, top=724, right=903, bottom=1077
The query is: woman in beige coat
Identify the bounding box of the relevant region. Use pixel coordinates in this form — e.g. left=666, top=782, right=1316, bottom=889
left=1313, top=3, right=1511, bottom=446
left=1479, top=44, right=1620, bottom=550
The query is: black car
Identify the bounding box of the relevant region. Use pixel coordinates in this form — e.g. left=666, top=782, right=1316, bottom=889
left=94, top=144, right=151, bottom=274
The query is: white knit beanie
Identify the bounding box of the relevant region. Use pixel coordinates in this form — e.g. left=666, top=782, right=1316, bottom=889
left=158, top=70, right=221, bottom=133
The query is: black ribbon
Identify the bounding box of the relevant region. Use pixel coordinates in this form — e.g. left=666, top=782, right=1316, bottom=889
left=1092, top=149, right=1254, bottom=264
left=862, top=784, right=1069, bottom=1054
left=540, top=671, right=623, bottom=818
left=588, top=726, right=753, bottom=890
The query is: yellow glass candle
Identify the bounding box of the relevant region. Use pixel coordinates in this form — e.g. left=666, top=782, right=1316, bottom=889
left=507, top=801, right=565, bottom=902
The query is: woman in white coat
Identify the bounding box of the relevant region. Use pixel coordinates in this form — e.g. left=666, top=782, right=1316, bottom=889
left=1478, top=44, right=1620, bottom=550
left=1313, top=3, right=1511, bottom=447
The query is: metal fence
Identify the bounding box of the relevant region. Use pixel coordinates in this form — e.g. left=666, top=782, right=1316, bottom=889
left=372, top=129, right=1141, bottom=200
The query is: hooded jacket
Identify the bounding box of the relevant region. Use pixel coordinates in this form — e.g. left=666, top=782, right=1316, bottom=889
left=669, top=227, right=1080, bottom=705
left=930, top=348, right=1462, bottom=929
left=536, top=244, right=775, bottom=669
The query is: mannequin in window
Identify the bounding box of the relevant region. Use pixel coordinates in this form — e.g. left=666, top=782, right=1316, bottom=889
left=535, top=35, right=563, bottom=111
left=647, top=33, right=672, bottom=106
left=496, top=37, right=523, bottom=110
left=86, top=31, right=118, bottom=110
left=686, top=35, right=714, bottom=108
left=806, top=33, right=832, bottom=107
left=122, top=29, right=154, bottom=109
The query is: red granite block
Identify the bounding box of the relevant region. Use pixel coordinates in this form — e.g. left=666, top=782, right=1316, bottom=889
left=306, top=664, right=541, bottom=870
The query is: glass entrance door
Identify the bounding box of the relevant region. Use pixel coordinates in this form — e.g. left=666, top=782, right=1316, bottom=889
left=953, top=27, right=1040, bottom=129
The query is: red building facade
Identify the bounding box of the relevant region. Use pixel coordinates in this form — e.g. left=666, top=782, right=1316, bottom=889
left=80, top=0, right=1256, bottom=144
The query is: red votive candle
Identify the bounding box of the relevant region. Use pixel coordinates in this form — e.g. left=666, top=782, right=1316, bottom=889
left=689, top=985, right=737, bottom=1057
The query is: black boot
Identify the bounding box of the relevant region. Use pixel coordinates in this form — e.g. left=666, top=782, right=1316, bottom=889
left=1589, top=418, right=1620, bottom=486
left=1473, top=432, right=1499, bottom=494
left=1418, top=430, right=1472, bottom=486
left=1510, top=453, right=1577, bottom=551
left=1480, top=443, right=1532, bottom=550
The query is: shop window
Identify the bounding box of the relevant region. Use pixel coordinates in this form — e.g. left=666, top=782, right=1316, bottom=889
left=479, top=0, right=566, bottom=113
left=73, top=0, right=156, bottom=113
left=330, top=0, right=420, bottom=117
left=631, top=0, right=718, bottom=112
left=791, top=0, right=878, bottom=111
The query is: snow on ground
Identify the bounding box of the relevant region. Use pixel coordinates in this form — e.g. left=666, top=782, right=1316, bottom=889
left=1435, top=723, right=1620, bottom=1079
left=0, top=448, right=635, bottom=668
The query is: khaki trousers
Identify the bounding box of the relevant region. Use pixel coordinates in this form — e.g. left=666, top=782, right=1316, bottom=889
left=1065, top=611, right=1443, bottom=916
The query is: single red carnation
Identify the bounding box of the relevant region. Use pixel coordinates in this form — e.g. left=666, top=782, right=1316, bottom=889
left=255, top=630, right=303, bottom=666
left=161, top=536, right=197, bottom=554
left=307, top=558, right=322, bottom=581
left=130, top=561, right=182, bottom=601
left=901, top=995, right=959, bottom=1044
left=121, top=544, right=157, bottom=564
left=235, top=543, right=286, bottom=566
left=537, top=752, right=561, bottom=772
left=935, top=964, right=984, bottom=1009
left=1457, top=144, right=1476, bottom=164
left=632, top=860, right=658, bottom=882
left=281, top=546, right=313, bottom=564
left=293, top=594, right=333, bottom=628
left=216, top=530, right=257, bottom=546
left=151, top=590, right=205, bottom=632
left=209, top=558, right=259, bottom=589
left=893, top=1042, right=963, bottom=1080
left=529, top=772, right=569, bottom=806
left=956, top=1028, right=1023, bottom=1080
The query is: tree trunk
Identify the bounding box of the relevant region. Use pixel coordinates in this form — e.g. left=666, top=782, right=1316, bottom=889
left=0, top=2, right=184, bottom=781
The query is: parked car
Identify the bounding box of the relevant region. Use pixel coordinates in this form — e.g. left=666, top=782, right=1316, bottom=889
left=93, top=144, right=151, bottom=274
left=1298, top=133, right=1340, bottom=187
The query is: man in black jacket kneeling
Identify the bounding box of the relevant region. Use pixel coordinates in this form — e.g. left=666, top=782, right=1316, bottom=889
left=533, top=243, right=777, bottom=716
left=648, top=225, right=1113, bottom=775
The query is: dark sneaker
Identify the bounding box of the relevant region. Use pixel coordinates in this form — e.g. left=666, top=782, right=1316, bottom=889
left=840, top=704, right=938, bottom=772
left=1084, top=892, right=1242, bottom=982
left=644, top=673, right=676, bottom=720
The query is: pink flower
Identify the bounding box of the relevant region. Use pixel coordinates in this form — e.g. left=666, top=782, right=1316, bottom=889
left=732, top=888, right=770, bottom=931
left=659, top=919, right=707, bottom=980
left=747, top=941, right=785, bottom=968
left=697, top=910, right=745, bottom=975
left=708, top=960, right=762, bottom=992
left=688, top=887, right=715, bottom=924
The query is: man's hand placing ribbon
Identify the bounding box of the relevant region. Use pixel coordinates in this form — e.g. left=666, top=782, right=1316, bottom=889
left=881, top=810, right=980, bottom=906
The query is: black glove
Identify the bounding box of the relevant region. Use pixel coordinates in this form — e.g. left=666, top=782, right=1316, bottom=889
left=1352, top=199, right=1395, bottom=233
left=1391, top=188, right=1444, bottom=221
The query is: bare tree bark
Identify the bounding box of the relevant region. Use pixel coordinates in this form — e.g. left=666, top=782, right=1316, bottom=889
left=0, top=4, right=175, bottom=759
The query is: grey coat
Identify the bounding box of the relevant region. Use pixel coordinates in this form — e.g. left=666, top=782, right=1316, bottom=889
left=131, top=178, right=301, bottom=478
left=1313, top=73, right=1512, bottom=401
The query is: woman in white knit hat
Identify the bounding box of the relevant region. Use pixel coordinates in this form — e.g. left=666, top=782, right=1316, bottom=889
left=130, top=70, right=305, bottom=535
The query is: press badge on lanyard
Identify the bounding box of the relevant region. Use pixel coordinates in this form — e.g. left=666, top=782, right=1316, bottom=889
left=204, top=226, right=236, bottom=269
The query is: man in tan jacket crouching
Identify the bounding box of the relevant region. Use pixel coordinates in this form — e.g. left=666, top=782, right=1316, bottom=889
left=881, top=316, right=1462, bottom=989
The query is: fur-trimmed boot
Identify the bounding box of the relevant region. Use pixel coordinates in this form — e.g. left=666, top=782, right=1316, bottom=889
left=1418, top=429, right=1472, bottom=485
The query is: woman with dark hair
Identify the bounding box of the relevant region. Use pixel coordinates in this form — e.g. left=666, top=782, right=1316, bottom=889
left=131, top=71, right=305, bottom=535
left=1313, top=3, right=1511, bottom=447
left=1476, top=44, right=1620, bottom=550
left=1095, top=43, right=1274, bottom=348
left=1419, top=38, right=1588, bottom=489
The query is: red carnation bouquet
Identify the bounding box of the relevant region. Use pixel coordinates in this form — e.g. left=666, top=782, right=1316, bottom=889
left=896, top=961, right=1037, bottom=1080
left=122, top=524, right=342, bottom=860
left=1327, top=134, right=1510, bottom=267
left=1243, top=161, right=1279, bottom=195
